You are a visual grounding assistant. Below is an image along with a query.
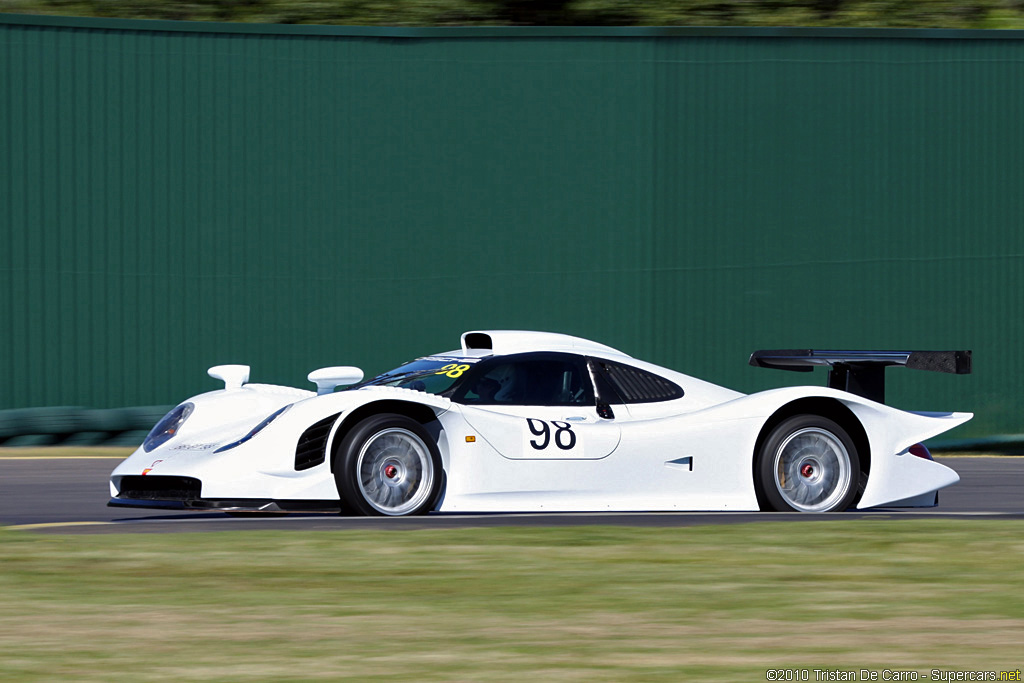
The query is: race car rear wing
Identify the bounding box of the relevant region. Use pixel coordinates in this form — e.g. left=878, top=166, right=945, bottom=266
left=749, top=350, right=972, bottom=404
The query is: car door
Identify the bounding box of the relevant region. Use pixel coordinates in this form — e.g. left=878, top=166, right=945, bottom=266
left=585, top=355, right=703, bottom=474
left=455, top=352, right=621, bottom=460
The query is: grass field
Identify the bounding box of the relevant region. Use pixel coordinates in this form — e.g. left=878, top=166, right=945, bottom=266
left=1, top=520, right=1022, bottom=681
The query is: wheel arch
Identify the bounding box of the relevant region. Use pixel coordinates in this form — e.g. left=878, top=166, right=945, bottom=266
left=752, top=397, right=871, bottom=508
left=328, top=400, right=444, bottom=474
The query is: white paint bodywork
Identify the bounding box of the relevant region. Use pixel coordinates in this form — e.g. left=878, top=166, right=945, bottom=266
left=110, top=330, right=971, bottom=512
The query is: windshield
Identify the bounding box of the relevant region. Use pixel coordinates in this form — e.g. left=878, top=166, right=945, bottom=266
left=356, top=356, right=480, bottom=396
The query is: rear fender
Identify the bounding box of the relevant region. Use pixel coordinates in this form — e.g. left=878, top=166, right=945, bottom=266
left=736, top=387, right=970, bottom=509
left=844, top=403, right=970, bottom=508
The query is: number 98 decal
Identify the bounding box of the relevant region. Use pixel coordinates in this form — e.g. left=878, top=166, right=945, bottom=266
left=525, top=418, right=578, bottom=453
left=434, top=363, right=470, bottom=379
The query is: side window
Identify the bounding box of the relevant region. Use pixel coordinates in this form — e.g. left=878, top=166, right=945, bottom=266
left=461, top=356, right=593, bottom=407
left=591, top=359, right=684, bottom=404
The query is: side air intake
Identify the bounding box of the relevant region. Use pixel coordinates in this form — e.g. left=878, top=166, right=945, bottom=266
left=294, top=413, right=341, bottom=471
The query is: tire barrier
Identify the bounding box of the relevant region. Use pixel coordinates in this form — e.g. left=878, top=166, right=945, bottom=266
left=0, top=406, right=172, bottom=448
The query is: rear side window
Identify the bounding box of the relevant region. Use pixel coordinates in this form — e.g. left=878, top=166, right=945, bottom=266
left=592, top=359, right=684, bottom=404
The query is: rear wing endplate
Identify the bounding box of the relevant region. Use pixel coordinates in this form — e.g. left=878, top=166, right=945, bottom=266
left=749, top=350, right=972, bottom=404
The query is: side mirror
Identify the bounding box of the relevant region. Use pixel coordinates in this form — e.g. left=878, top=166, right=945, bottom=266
left=208, top=365, right=250, bottom=389
left=308, top=367, right=364, bottom=395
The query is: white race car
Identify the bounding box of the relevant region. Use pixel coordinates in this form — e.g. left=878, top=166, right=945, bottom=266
left=109, top=330, right=972, bottom=515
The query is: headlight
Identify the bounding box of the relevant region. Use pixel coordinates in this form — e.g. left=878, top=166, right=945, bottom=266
left=143, top=403, right=194, bottom=453
left=214, top=405, right=289, bottom=453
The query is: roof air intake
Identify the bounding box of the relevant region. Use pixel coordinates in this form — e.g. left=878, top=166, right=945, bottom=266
left=463, top=333, right=492, bottom=350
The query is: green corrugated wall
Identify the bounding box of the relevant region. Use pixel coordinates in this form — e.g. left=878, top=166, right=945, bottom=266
left=2, top=16, right=1022, bottom=438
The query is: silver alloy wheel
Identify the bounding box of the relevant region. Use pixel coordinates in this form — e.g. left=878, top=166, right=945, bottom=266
left=356, top=427, right=435, bottom=515
left=773, top=427, right=852, bottom=512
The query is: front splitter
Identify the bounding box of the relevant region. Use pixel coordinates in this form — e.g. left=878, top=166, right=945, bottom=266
left=108, top=497, right=342, bottom=513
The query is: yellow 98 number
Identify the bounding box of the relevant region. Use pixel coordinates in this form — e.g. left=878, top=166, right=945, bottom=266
left=435, top=363, right=470, bottom=379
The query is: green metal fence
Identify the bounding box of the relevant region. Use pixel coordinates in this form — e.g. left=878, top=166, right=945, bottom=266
left=2, top=15, right=1023, bottom=439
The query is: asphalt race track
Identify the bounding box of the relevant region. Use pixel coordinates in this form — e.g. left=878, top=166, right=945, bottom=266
left=1, top=456, right=1021, bottom=533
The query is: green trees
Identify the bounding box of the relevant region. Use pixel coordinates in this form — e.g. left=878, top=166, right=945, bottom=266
left=3, top=0, right=1024, bottom=28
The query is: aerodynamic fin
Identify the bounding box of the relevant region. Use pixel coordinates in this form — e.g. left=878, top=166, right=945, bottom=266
left=748, top=350, right=972, bottom=404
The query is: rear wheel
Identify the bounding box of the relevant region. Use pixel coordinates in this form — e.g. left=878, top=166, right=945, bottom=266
left=757, top=415, right=860, bottom=512
left=334, top=414, right=441, bottom=516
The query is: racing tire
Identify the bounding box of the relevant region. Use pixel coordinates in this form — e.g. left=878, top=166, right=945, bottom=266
left=756, top=415, right=861, bottom=513
left=334, top=414, right=442, bottom=516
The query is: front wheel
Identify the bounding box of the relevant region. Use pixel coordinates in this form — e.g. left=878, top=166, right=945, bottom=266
left=334, top=414, right=442, bottom=516
left=756, top=415, right=861, bottom=512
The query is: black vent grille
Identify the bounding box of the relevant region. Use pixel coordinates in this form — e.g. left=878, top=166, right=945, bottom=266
left=599, top=361, right=684, bottom=403
left=295, top=413, right=340, bottom=471
left=117, top=476, right=201, bottom=501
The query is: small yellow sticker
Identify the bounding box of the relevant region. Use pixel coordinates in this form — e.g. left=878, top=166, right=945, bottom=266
left=465, top=435, right=476, bottom=443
